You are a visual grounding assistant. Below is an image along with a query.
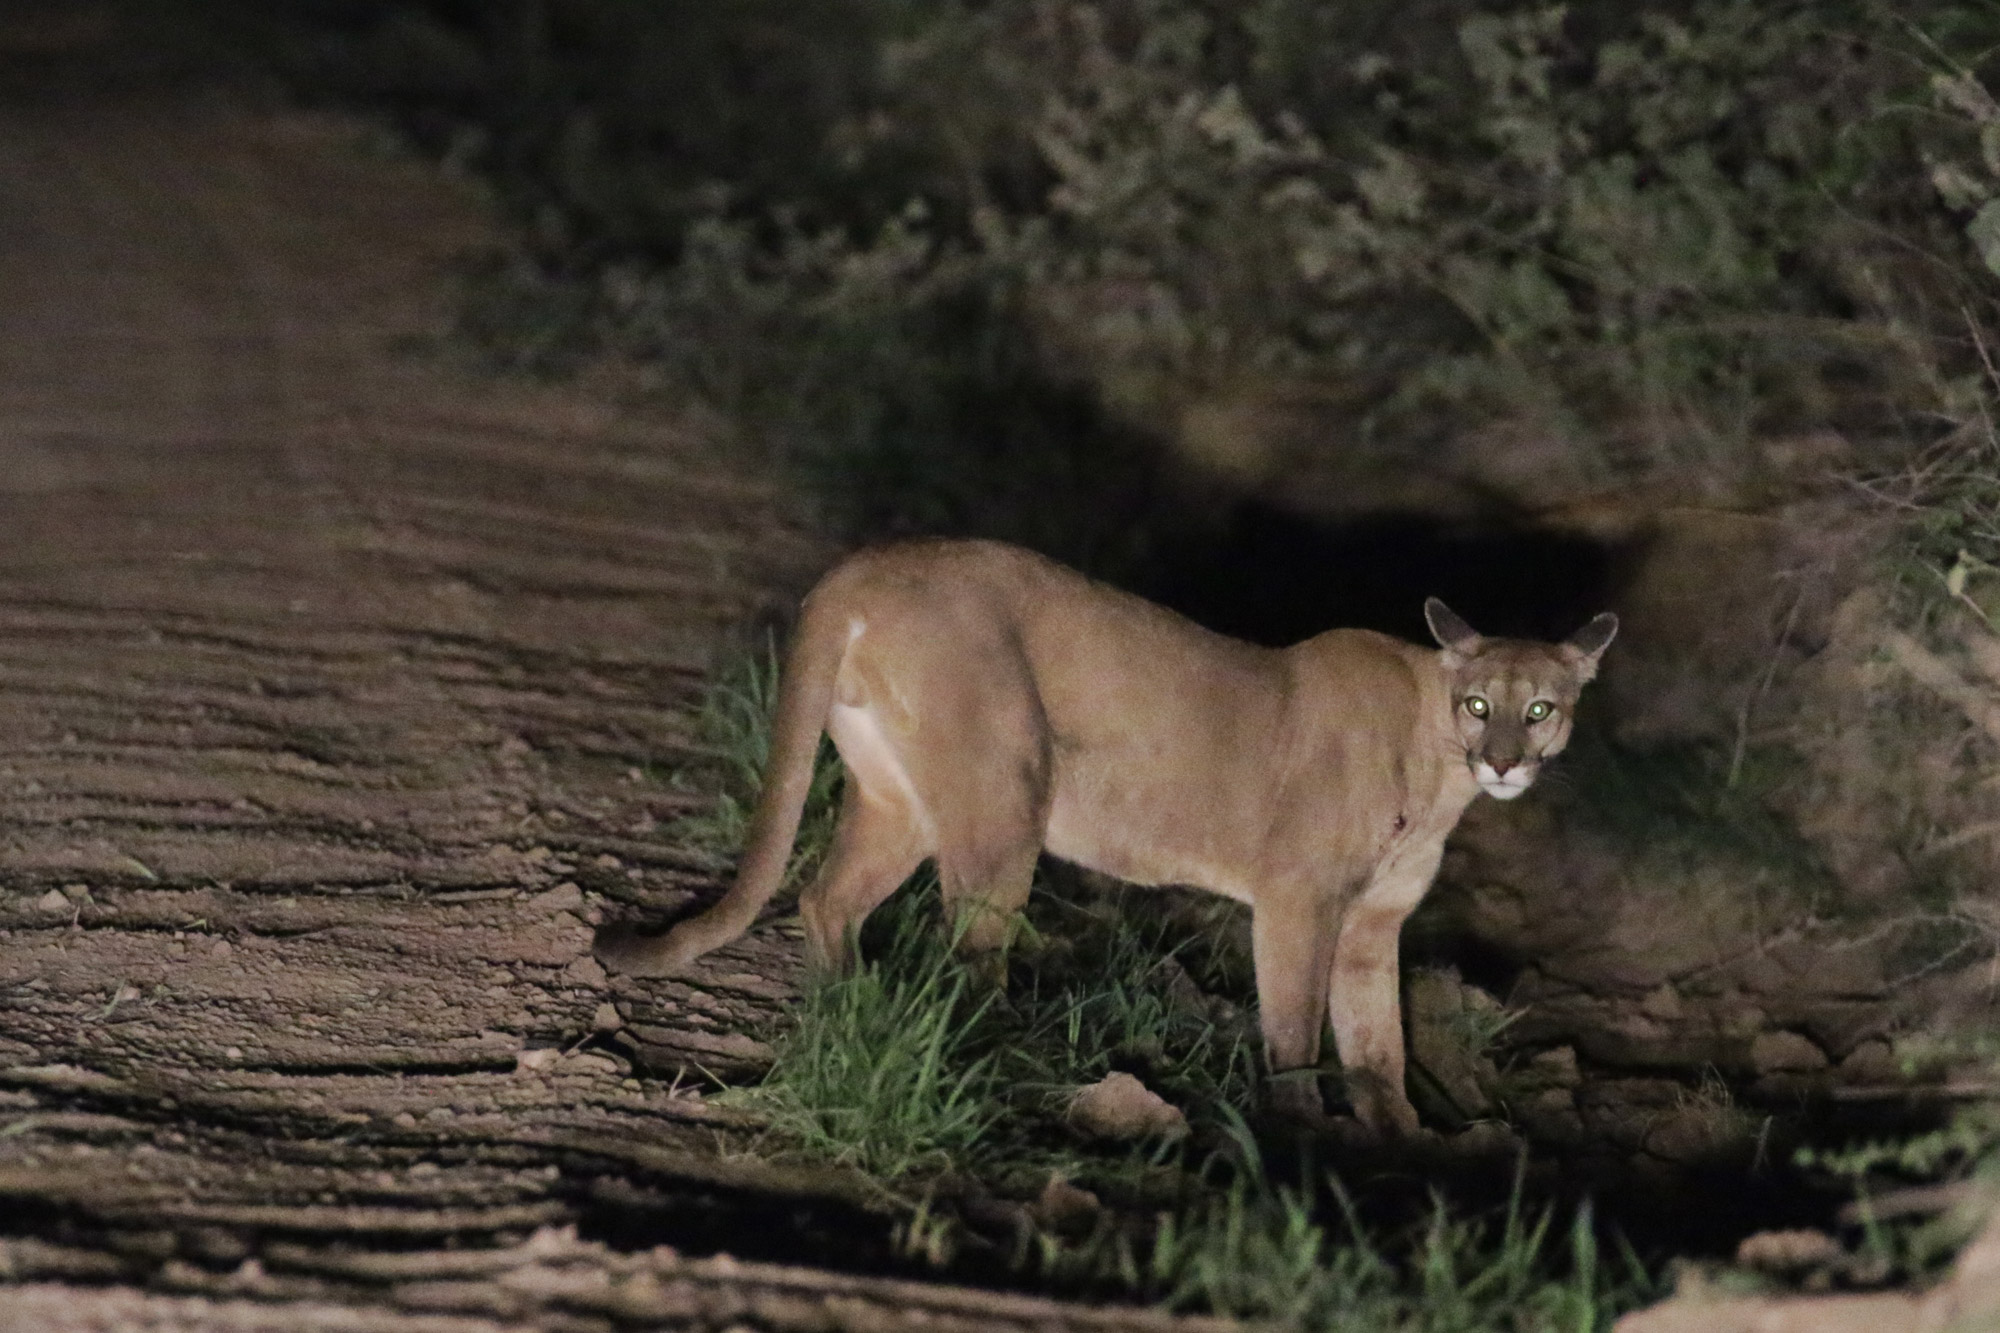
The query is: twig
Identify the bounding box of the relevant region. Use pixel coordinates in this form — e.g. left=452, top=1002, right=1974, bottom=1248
left=1837, top=1180, right=1988, bottom=1225
left=1728, top=591, right=1802, bottom=789
left=1830, top=1081, right=2000, bottom=1103
left=1885, top=630, right=2000, bottom=749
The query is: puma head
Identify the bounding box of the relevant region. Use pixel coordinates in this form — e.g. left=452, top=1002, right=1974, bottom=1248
left=1423, top=599, right=1618, bottom=801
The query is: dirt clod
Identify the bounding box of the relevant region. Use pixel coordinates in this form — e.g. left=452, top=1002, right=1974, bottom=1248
left=1064, top=1072, right=1189, bottom=1142
left=1032, top=1175, right=1102, bottom=1237
left=1735, top=1228, right=1843, bottom=1275
left=1750, top=1032, right=1829, bottom=1076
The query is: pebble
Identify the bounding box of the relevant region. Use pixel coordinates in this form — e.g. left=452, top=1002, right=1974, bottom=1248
left=1750, top=1030, right=1829, bottom=1075
left=526, top=882, right=584, bottom=916
left=1736, top=1228, right=1843, bottom=1274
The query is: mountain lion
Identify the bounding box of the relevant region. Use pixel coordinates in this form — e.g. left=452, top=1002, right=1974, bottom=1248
left=596, top=539, right=1616, bottom=1137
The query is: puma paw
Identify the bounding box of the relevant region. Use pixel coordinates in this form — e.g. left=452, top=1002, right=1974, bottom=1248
left=1344, top=1069, right=1422, bottom=1140
left=1264, top=1067, right=1328, bottom=1122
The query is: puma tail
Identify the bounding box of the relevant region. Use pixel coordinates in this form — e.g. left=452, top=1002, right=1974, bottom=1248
left=593, top=597, right=849, bottom=976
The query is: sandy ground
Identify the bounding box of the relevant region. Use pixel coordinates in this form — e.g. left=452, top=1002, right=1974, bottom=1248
left=0, top=16, right=1235, bottom=1330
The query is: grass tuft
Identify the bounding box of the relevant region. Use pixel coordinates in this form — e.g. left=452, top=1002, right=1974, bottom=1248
left=1138, top=1129, right=1643, bottom=1330
left=740, top=884, right=1003, bottom=1180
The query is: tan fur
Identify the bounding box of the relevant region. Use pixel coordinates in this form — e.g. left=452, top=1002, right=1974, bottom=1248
left=596, top=539, right=1616, bottom=1136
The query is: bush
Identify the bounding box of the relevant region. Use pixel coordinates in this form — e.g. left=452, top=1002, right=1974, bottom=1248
left=303, top=1, right=2000, bottom=543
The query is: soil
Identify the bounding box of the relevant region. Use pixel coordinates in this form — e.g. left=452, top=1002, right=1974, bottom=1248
left=0, top=10, right=1237, bottom=1330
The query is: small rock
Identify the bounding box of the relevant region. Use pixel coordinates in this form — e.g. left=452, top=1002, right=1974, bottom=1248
left=1643, top=1102, right=1749, bottom=1164
left=515, top=1048, right=559, bottom=1073
left=527, top=882, right=584, bottom=916
left=1736, top=1228, right=1843, bottom=1275
left=592, top=1002, right=623, bottom=1033
left=1837, top=1038, right=1901, bottom=1084
left=1638, top=984, right=1684, bottom=1021
left=391, top=1111, right=418, bottom=1128
left=1155, top=956, right=1211, bottom=1020
left=33, top=889, right=68, bottom=913
left=59, top=884, right=91, bottom=904
left=1448, top=1120, right=1524, bottom=1159
left=568, top=1051, right=622, bottom=1077
left=1750, top=1030, right=1829, bottom=1076
left=1065, top=1072, right=1188, bottom=1142
left=594, top=854, right=621, bottom=869
left=1406, top=967, right=1499, bottom=1120
left=1528, top=1045, right=1582, bottom=1088
left=210, top=940, right=232, bottom=960
left=223, top=1046, right=243, bottom=1061
left=562, top=954, right=608, bottom=988
left=1032, top=1174, right=1102, bottom=1236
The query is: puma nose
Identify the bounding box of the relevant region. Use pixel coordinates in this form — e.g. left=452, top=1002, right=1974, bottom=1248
left=1489, top=757, right=1515, bottom=777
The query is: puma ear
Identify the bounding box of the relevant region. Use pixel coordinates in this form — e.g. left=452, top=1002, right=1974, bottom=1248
left=1424, top=597, right=1482, bottom=659
left=1563, top=612, right=1619, bottom=679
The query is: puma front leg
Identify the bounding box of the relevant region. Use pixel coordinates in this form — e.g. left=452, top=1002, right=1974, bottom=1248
left=1250, top=894, right=1341, bottom=1121
left=1328, top=897, right=1424, bottom=1139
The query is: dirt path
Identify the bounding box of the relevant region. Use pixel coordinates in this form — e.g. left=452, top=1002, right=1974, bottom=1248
left=0, top=18, right=1229, bottom=1330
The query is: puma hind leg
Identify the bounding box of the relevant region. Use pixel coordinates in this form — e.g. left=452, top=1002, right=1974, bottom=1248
left=798, top=779, right=928, bottom=975
left=930, top=756, right=1049, bottom=980
left=896, top=645, right=1053, bottom=972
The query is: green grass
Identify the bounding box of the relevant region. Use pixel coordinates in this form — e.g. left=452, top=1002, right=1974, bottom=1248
left=1153, top=1183, right=1635, bottom=1331
left=1795, top=1063, right=2000, bottom=1290
left=739, top=881, right=1005, bottom=1179
left=995, top=887, right=1259, bottom=1133
left=1025, top=1124, right=1649, bottom=1329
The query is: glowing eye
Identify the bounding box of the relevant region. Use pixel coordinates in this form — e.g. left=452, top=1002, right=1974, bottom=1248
left=1526, top=700, right=1553, bottom=722
left=1464, top=696, right=1489, bottom=719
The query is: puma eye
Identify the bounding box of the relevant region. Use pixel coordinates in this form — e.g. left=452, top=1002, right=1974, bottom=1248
left=1463, top=696, right=1489, bottom=719
left=1525, top=700, right=1554, bottom=723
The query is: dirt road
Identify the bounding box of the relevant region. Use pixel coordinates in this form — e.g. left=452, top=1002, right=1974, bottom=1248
left=0, top=16, right=1226, bottom=1330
